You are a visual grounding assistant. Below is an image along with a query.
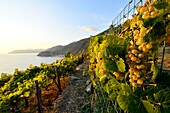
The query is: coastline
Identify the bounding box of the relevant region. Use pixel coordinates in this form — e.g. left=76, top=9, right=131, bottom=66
left=0, top=54, right=63, bottom=74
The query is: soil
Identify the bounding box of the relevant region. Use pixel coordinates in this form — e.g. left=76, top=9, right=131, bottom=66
left=50, top=61, right=90, bottom=113
left=18, top=61, right=90, bottom=113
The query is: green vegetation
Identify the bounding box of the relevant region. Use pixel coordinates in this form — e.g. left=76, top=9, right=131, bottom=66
left=1, top=0, right=170, bottom=113
left=0, top=53, right=85, bottom=112
left=88, top=0, right=170, bottom=112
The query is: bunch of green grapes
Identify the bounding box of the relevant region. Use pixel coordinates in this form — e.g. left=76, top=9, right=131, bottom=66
left=126, top=42, right=152, bottom=87
left=137, top=5, right=160, bottom=19
left=126, top=2, right=160, bottom=87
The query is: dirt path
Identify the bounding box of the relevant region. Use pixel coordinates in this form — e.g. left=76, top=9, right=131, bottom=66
left=55, top=61, right=90, bottom=113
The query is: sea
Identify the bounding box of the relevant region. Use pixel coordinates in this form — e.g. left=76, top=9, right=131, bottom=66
left=0, top=53, right=63, bottom=75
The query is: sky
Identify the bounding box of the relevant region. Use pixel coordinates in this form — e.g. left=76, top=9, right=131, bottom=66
left=0, top=0, right=130, bottom=53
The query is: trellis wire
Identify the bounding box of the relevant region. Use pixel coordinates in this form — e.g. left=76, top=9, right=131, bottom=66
left=112, top=0, right=144, bottom=35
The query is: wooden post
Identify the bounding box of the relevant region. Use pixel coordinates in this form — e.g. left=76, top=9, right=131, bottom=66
left=35, top=80, right=43, bottom=113
left=24, top=97, right=29, bottom=108
left=55, top=67, right=62, bottom=94
left=160, top=41, right=166, bottom=75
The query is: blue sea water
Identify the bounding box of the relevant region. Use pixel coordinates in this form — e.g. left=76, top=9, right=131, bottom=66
left=0, top=53, right=63, bottom=74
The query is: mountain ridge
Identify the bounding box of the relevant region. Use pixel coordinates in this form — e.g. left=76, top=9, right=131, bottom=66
left=37, top=38, right=90, bottom=57
left=37, top=27, right=113, bottom=57
left=9, top=49, right=44, bottom=54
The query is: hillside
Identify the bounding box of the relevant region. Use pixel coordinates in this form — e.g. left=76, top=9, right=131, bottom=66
left=37, top=27, right=113, bottom=57
left=37, top=38, right=90, bottom=57
left=9, top=49, right=44, bottom=54
left=37, top=21, right=169, bottom=57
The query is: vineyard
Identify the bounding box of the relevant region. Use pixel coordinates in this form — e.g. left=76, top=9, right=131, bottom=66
left=88, top=0, right=170, bottom=112
left=0, top=0, right=170, bottom=113
left=0, top=53, right=85, bottom=112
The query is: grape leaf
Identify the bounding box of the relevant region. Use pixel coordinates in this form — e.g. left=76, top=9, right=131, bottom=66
left=154, top=88, right=170, bottom=103
left=117, top=93, right=147, bottom=113
left=99, top=73, right=120, bottom=100
left=115, top=57, right=126, bottom=72
left=143, top=17, right=159, bottom=28
left=152, top=88, right=170, bottom=113
left=144, top=21, right=167, bottom=42
left=107, top=75, right=120, bottom=100
left=120, top=83, right=131, bottom=94
left=142, top=100, right=155, bottom=113
left=153, top=1, right=169, bottom=10
left=102, top=59, right=118, bottom=72
left=143, top=11, right=168, bottom=29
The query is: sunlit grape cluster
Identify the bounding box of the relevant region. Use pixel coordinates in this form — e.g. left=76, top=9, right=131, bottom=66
left=126, top=3, right=159, bottom=87
left=126, top=43, right=152, bottom=87
left=126, top=36, right=153, bottom=87
left=137, top=5, right=159, bottom=19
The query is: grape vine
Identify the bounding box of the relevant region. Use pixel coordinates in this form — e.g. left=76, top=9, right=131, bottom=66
left=88, top=0, right=170, bottom=112
left=0, top=53, right=85, bottom=112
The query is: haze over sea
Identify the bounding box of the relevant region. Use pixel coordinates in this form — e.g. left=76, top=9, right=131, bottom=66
left=0, top=53, right=63, bottom=74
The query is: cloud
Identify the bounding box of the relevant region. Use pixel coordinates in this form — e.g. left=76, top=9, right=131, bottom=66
left=79, top=26, right=98, bottom=32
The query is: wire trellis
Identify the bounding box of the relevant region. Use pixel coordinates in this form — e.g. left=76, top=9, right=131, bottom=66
left=111, top=0, right=144, bottom=35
